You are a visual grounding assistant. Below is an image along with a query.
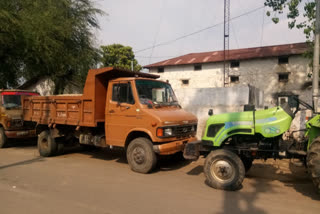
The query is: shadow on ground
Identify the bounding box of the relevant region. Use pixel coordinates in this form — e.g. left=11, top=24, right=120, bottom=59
left=62, top=145, right=192, bottom=172
left=186, top=159, right=320, bottom=213
left=5, top=138, right=37, bottom=149
left=0, top=157, right=45, bottom=170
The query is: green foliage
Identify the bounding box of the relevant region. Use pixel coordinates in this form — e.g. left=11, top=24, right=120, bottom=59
left=0, top=0, right=104, bottom=93
left=265, top=0, right=315, bottom=40
left=100, top=44, right=142, bottom=71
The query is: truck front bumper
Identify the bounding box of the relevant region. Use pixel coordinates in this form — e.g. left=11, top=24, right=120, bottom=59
left=5, top=130, right=36, bottom=138
left=153, top=137, right=197, bottom=155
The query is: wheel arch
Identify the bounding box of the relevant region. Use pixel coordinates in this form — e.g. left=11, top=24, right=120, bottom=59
left=125, top=130, right=153, bottom=149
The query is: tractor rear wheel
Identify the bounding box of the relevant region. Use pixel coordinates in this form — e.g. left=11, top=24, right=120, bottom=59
left=307, top=137, right=320, bottom=194
left=204, top=149, right=245, bottom=191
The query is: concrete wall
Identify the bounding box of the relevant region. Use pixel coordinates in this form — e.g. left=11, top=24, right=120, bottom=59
left=175, top=85, right=264, bottom=139
left=150, top=55, right=312, bottom=107
left=23, top=77, right=55, bottom=96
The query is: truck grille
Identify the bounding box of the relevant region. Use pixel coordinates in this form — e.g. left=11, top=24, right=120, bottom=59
left=12, top=119, right=23, bottom=127
left=173, top=125, right=196, bottom=137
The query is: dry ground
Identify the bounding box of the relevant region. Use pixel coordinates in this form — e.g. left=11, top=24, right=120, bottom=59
left=0, top=140, right=319, bottom=214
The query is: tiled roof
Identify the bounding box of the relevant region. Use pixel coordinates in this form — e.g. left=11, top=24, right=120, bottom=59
left=144, top=43, right=309, bottom=68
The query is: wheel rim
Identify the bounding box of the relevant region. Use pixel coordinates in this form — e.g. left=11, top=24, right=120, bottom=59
left=210, top=159, right=235, bottom=183
left=40, top=138, right=49, bottom=150
left=132, top=146, right=146, bottom=165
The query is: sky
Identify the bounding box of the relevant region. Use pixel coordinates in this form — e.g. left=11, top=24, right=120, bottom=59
left=94, top=0, right=308, bottom=67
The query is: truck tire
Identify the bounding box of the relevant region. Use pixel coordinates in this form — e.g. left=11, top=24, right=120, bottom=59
left=38, top=130, right=57, bottom=157
left=0, top=127, right=7, bottom=148
left=126, top=137, right=157, bottom=174
left=204, top=149, right=245, bottom=191
left=241, top=156, right=253, bottom=173
left=307, top=138, right=320, bottom=194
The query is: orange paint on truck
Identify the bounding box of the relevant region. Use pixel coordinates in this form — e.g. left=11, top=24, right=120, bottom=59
left=22, top=67, right=198, bottom=173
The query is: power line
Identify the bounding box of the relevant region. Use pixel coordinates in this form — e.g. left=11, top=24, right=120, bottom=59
left=136, top=55, right=177, bottom=58
left=134, top=5, right=265, bottom=53
left=230, top=21, right=239, bottom=49
left=260, top=6, right=265, bottom=46
left=148, top=0, right=166, bottom=64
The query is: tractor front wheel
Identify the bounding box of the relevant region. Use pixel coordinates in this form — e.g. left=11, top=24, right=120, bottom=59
left=307, top=137, right=320, bottom=194
left=204, top=149, right=245, bottom=191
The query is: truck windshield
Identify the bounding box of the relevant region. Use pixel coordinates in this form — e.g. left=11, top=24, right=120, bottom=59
left=2, top=95, right=21, bottom=109
left=1, top=92, right=39, bottom=109
left=135, top=80, right=178, bottom=106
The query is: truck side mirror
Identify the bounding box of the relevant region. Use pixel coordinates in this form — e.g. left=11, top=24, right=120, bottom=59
left=208, top=109, right=213, bottom=116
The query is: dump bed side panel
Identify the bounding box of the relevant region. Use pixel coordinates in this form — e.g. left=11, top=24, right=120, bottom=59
left=22, top=95, right=96, bottom=127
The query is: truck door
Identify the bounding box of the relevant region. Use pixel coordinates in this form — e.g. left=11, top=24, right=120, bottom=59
left=106, top=81, right=137, bottom=146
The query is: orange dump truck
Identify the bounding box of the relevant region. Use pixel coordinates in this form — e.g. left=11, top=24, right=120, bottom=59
left=22, top=67, right=197, bottom=173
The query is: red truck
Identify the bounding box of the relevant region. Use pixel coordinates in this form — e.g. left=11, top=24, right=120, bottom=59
left=22, top=67, right=198, bottom=173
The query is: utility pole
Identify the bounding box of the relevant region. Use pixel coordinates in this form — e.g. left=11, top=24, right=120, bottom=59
left=313, top=0, right=320, bottom=112
left=131, top=60, right=134, bottom=71
left=223, top=0, right=230, bottom=87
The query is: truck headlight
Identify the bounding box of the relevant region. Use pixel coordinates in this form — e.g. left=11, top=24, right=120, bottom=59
left=164, top=128, right=173, bottom=136
left=157, top=127, right=174, bottom=137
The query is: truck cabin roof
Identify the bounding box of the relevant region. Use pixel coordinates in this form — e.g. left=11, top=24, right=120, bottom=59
left=82, top=67, right=160, bottom=98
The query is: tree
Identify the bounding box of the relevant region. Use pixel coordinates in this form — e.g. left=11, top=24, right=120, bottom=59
left=100, top=44, right=142, bottom=71
left=0, top=0, right=104, bottom=93
left=265, top=0, right=315, bottom=41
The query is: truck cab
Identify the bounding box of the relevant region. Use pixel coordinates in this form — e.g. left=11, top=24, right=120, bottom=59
left=0, top=90, right=39, bottom=148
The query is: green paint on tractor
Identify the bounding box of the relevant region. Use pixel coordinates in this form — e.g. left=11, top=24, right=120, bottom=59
left=202, top=106, right=293, bottom=146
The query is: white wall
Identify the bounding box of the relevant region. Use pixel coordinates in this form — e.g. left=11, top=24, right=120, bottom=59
left=150, top=55, right=312, bottom=107
left=175, top=86, right=263, bottom=139
left=23, top=77, right=82, bottom=96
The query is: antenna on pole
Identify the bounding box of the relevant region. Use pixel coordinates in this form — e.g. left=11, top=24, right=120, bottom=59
left=223, top=0, right=230, bottom=87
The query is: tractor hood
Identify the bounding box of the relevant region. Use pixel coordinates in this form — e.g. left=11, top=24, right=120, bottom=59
left=205, top=105, right=293, bottom=139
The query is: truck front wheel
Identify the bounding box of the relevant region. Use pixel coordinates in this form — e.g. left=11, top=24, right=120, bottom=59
left=307, top=137, right=320, bottom=193
left=127, top=137, right=157, bottom=174
left=204, top=149, right=245, bottom=191
left=0, top=127, right=7, bottom=148
left=38, top=130, right=57, bottom=157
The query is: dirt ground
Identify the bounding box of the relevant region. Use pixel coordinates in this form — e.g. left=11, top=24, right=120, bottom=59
left=0, top=141, right=319, bottom=214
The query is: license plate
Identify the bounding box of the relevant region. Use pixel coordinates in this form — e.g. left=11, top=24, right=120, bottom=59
left=17, top=131, right=28, bottom=136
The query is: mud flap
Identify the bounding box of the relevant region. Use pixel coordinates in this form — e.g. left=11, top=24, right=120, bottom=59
left=183, top=140, right=202, bottom=161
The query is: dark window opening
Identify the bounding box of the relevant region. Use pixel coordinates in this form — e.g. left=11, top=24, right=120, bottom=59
left=230, top=61, right=240, bottom=68
left=230, top=76, right=239, bottom=83
left=194, top=64, right=202, bottom=71
left=207, top=124, right=225, bottom=137
left=157, top=67, right=164, bottom=73
left=112, top=83, right=135, bottom=104
left=181, top=79, right=189, bottom=85
left=278, top=73, right=289, bottom=82
left=278, top=56, right=289, bottom=64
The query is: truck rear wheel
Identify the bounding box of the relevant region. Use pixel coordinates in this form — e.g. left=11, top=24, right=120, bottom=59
left=38, top=130, right=57, bottom=157
left=127, top=137, right=157, bottom=174
left=0, top=127, right=7, bottom=148
left=307, top=138, right=320, bottom=194
left=204, top=149, right=245, bottom=191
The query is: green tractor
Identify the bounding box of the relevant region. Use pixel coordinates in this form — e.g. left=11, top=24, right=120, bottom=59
left=184, top=102, right=320, bottom=192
